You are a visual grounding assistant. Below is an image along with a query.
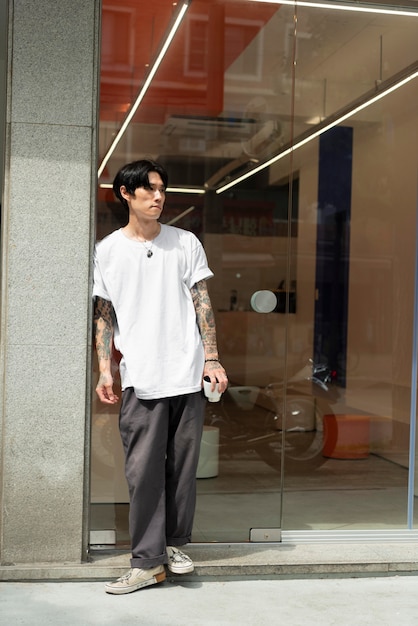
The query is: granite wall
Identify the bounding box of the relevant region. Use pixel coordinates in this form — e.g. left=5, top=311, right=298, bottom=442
left=0, top=0, right=100, bottom=564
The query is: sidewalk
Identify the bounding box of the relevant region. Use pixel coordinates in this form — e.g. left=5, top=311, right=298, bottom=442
left=2, top=542, right=418, bottom=625
left=3, top=540, right=418, bottom=581
left=1, top=575, right=418, bottom=625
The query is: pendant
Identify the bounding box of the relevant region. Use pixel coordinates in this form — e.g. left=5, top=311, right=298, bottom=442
left=147, top=250, right=153, bottom=258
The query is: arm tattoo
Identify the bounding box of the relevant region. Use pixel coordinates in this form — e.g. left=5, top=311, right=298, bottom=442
left=191, top=280, right=219, bottom=357
left=93, top=297, right=115, bottom=361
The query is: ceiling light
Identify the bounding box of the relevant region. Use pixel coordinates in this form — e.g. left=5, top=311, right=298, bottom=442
left=166, top=205, right=196, bottom=225
left=99, top=183, right=205, bottom=194
left=305, top=116, right=323, bottom=125
left=216, top=63, right=418, bottom=194
left=166, top=187, right=206, bottom=194
left=248, top=0, right=418, bottom=18
left=97, top=1, right=190, bottom=178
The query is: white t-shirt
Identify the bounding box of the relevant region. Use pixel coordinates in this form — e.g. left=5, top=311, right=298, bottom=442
left=93, top=224, right=214, bottom=400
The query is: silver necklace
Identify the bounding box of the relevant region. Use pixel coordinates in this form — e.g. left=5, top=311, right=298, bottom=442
left=126, top=226, right=160, bottom=257
left=141, top=240, right=153, bottom=258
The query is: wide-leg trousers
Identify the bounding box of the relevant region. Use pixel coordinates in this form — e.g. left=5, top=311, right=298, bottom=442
left=118, top=388, right=205, bottom=569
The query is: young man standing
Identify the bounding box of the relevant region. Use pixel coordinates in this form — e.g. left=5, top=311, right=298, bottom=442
left=93, top=159, right=228, bottom=595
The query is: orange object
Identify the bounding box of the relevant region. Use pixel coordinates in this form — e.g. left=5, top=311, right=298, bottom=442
left=322, top=414, right=370, bottom=459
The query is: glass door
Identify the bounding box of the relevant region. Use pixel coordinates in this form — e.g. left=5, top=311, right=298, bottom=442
left=279, top=2, right=418, bottom=535
left=92, top=0, right=291, bottom=546
left=91, top=0, right=418, bottom=547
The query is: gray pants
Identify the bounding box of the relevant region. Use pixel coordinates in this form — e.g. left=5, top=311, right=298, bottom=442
left=119, top=388, right=205, bottom=568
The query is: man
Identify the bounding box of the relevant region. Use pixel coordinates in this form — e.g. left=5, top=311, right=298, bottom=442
left=93, top=159, right=228, bottom=595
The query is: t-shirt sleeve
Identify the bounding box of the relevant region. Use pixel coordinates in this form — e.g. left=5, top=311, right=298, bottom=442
left=188, top=235, right=214, bottom=288
left=92, top=246, right=111, bottom=301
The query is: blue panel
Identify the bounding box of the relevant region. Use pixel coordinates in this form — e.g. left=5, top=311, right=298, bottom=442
left=314, top=126, right=353, bottom=386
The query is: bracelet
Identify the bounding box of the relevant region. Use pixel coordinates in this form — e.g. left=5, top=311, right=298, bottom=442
left=205, top=358, right=219, bottom=362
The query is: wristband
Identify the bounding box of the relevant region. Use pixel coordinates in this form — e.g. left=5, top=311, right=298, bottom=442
left=205, top=358, right=219, bottom=362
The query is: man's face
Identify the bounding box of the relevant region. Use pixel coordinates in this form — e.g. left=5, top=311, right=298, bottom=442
left=121, top=172, right=166, bottom=221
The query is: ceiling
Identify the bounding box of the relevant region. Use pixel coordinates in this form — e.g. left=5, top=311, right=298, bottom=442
left=98, top=0, right=418, bottom=189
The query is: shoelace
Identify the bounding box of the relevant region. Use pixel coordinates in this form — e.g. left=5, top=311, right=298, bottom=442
left=170, top=551, right=190, bottom=563
left=117, top=569, right=135, bottom=582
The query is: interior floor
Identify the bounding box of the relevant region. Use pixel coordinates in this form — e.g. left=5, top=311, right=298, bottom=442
left=90, top=451, right=412, bottom=546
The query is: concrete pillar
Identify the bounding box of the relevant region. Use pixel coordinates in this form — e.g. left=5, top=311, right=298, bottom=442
left=0, top=0, right=100, bottom=564
left=0, top=0, right=6, bottom=200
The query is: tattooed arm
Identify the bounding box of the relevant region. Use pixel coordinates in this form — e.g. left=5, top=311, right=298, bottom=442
left=93, top=296, right=119, bottom=404
left=191, top=279, right=228, bottom=392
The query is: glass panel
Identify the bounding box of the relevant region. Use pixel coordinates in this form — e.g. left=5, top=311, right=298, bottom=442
left=91, top=0, right=418, bottom=546
left=92, top=0, right=288, bottom=544
left=281, top=3, right=418, bottom=531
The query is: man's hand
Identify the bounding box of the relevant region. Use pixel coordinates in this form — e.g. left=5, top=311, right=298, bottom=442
left=203, top=359, right=228, bottom=393
left=96, top=372, right=119, bottom=404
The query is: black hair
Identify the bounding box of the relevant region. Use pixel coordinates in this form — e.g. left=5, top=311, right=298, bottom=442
left=112, top=159, right=169, bottom=210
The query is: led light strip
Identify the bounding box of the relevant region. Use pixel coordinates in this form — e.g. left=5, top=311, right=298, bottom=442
left=248, top=0, right=418, bottom=18
left=216, top=65, right=418, bottom=194
left=97, top=1, right=190, bottom=178
left=166, top=205, right=196, bottom=225
left=166, top=187, right=205, bottom=194
left=99, top=183, right=205, bottom=194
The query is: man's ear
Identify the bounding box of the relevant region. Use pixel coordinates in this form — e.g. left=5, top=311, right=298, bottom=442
left=119, top=185, right=131, bottom=201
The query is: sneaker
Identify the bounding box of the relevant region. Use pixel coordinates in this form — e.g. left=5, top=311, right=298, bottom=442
left=104, top=565, right=166, bottom=595
left=166, top=546, right=194, bottom=574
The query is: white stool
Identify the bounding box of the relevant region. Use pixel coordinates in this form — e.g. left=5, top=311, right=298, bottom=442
left=196, top=425, right=219, bottom=478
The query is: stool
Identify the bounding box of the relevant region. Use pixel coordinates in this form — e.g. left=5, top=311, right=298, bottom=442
left=322, top=414, right=370, bottom=459
left=196, top=425, right=219, bottom=478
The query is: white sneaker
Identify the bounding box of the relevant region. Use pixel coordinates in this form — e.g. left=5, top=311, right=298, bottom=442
left=104, top=565, right=166, bottom=595
left=166, top=546, right=195, bottom=574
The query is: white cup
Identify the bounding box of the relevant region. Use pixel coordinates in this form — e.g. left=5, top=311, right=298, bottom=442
left=203, top=376, right=222, bottom=402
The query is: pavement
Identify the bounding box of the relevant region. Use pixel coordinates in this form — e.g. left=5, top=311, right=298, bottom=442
left=1, top=575, right=418, bottom=625
left=2, top=542, right=418, bottom=625
left=4, top=540, right=418, bottom=581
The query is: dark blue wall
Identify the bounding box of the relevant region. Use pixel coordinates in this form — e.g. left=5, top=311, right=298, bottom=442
left=314, top=126, right=353, bottom=386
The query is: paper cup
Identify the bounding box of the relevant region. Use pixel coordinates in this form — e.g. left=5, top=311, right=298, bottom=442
left=203, top=376, right=222, bottom=402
